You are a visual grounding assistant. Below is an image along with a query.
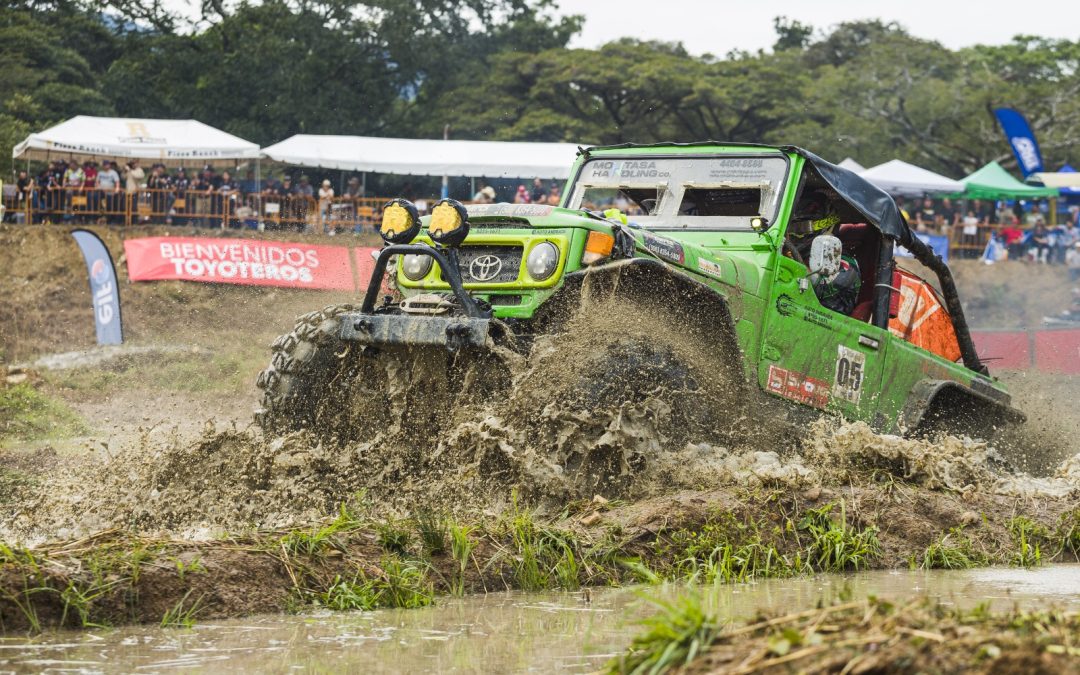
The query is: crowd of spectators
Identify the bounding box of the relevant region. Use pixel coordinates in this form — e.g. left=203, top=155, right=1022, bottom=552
left=7, top=162, right=580, bottom=235
left=471, top=178, right=562, bottom=206
left=894, top=195, right=1080, bottom=265
left=5, top=160, right=388, bottom=233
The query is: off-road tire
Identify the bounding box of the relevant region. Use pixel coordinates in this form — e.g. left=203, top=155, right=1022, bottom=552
left=255, top=303, right=359, bottom=434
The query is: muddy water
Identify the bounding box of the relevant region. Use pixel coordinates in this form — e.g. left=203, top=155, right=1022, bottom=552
left=2, top=566, right=1077, bottom=674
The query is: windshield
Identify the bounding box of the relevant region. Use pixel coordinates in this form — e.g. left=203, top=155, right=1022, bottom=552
left=568, top=155, right=788, bottom=230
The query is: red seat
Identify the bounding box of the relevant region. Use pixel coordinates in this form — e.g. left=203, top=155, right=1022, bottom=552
left=837, top=223, right=877, bottom=322
left=852, top=300, right=874, bottom=322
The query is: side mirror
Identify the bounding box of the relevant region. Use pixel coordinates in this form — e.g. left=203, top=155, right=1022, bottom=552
left=808, top=235, right=842, bottom=280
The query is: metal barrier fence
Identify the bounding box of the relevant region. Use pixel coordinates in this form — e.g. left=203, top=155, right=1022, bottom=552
left=1, top=188, right=388, bottom=232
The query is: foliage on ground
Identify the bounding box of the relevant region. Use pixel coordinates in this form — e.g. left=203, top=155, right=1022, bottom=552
left=609, top=594, right=1080, bottom=674
left=0, top=382, right=86, bottom=448
left=0, top=493, right=1073, bottom=633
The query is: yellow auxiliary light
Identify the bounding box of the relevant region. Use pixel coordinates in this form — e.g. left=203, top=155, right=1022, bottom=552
left=380, top=198, right=421, bottom=244
left=428, top=198, right=470, bottom=246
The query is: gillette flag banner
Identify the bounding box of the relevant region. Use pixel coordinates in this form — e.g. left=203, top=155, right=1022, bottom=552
left=993, top=108, right=1043, bottom=177
left=71, top=229, right=124, bottom=345
left=125, top=237, right=362, bottom=290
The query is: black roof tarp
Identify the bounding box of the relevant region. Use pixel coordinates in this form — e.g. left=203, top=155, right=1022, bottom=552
left=780, top=146, right=917, bottom=250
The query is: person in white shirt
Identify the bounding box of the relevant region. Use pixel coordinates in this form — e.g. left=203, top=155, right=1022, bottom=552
left=318, top=179, right=335, bottom=234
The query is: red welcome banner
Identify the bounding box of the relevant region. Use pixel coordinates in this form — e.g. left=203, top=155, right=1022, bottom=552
left=124, top=237, right=360, bottom=290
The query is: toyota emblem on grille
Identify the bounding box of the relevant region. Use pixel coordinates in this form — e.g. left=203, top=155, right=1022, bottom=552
left=469, top=254, right=503, bottom=281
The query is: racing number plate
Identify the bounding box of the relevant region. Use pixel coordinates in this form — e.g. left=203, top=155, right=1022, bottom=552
left=833, top=345, right=865, bottom=404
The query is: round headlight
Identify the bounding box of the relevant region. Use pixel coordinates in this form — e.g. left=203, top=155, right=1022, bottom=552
left=401, top=253, right=433, bottom=281
left=380, top=198, right=421, bottom=245
left=526, top=242, right=559, bottom=281
left=429, top=199, right=470, bottom=247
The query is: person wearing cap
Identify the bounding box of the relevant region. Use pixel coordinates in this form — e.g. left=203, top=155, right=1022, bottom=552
left=318, top=179, right=335, bottom=234
left=514, top=184, right=530, bottom=204
left=82, top=161, right=98, bottom=222
left=473, top=184, right=496, bottom=203
left=62, top=161, right=84, bottom=219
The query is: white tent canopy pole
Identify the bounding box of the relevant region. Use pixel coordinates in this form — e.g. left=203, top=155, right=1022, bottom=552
left=261, top=134, right=582, bottom=180
left=13, top=115, right=260, bottom=167
left=858, top=159, right=964, bottom=197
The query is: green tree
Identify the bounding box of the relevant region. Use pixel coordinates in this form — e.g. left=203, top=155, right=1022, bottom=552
left=0, top=7, right=114, bottom=162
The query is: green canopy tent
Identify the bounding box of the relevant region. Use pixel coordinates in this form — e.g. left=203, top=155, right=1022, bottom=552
left=946, top=161, right=1059, bottom=224
left=949, top=161, right=1058, bottom=199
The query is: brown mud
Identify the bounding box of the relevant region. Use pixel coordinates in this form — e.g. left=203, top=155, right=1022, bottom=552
left=0, top=473, right=1078, bottom=633
left=1, top=225, right=1079, bottom=632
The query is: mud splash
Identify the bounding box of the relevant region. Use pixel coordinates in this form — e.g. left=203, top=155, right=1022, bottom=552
left=4, top=294, right=1079, bottom=543
left=5, top=415, right=1079, bottom=543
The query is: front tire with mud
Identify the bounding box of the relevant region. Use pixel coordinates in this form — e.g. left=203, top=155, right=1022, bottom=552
left=255, top=304, right=359, bottom=435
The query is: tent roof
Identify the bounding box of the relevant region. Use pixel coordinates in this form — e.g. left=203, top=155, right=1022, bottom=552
left=261, top=135, right=582, bottom=179
left=859, top=159, right=964, bottom=196
left=12, top=116, right=260, bottom=165
left=837, top=157, right=866, bottom=173
left=1026, top=164, right=1080, bottom=190
left=953, top=161, right=1058, bottom=199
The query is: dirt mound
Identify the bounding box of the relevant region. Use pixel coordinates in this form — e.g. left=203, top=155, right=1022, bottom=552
left=902, top=258, right=1071, bottom=329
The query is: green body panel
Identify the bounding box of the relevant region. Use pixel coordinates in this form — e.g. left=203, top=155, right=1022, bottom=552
left=391, top=143, right=1011, bottom=431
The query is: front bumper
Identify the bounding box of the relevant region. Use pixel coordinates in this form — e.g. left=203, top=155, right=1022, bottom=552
left=339, top=312, right=491, bottom=349
left=343, top=243, right=495, bottom=350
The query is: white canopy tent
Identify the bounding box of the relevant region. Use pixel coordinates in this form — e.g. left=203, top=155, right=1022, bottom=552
left=1026, top=171, right=1080, bottom=189
left=858, top=159, right=963, bottom=197
left=12, top=116, right=260, bottom=166
left=261, top=135, right=582, bottom=179
left=837, top=157, right=866, bottom=173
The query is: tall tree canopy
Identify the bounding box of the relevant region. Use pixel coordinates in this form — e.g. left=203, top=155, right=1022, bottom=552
left=5, top=2, right=1080, bottom=178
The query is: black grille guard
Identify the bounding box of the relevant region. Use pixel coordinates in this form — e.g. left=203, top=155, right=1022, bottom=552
left=362, top=244, right=491, bottom=319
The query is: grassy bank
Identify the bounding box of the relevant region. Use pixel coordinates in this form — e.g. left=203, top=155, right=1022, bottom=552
left=0, top=380, right=86, bottom=450
left=1, top=492, right=1076, bottom=633
left=609, top=593, right=1080, bottom=674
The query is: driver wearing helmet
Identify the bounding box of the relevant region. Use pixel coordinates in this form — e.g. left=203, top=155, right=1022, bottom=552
left=787, top=189, right=862, bottom=316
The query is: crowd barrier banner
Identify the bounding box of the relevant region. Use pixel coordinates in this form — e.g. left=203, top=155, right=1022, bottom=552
left=124, top=237, right=355, bottom=290
left=1033, top=329, right=1080, bottom=375
left=971, top=327, right=1080, bottom=373
left=970, top=331, right=1030, bottom=370
left=896, top=233, right=950, bottom=262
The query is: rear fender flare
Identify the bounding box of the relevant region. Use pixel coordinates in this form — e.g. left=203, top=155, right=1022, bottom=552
left=901, top=378, right=1026, bottom=435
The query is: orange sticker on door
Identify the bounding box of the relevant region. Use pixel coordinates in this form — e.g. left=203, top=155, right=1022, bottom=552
left=766, top=365, right=829, bottom=409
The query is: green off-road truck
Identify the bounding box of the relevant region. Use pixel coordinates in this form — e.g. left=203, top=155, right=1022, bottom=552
left=257, top=143, right=1023, bottom=460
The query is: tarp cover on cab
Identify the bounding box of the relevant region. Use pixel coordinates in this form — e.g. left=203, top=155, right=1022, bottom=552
left=782, top=146, right=919, bottom=251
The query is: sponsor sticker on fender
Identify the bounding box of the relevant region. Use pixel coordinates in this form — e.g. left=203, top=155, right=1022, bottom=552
left=697, top=257, right=724, bottom=279
left=640, top=232, right=685, bottom=263
left=124, top=237, right=356, bottom=290
left=766, top=364, right=829, bottom=409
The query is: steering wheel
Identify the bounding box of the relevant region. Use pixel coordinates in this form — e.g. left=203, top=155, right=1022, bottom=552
left=782, top=239, right=805, bottom=266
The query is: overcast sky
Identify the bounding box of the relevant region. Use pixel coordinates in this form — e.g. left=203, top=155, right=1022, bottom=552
left=560, top=0, right=1079, bottom=54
